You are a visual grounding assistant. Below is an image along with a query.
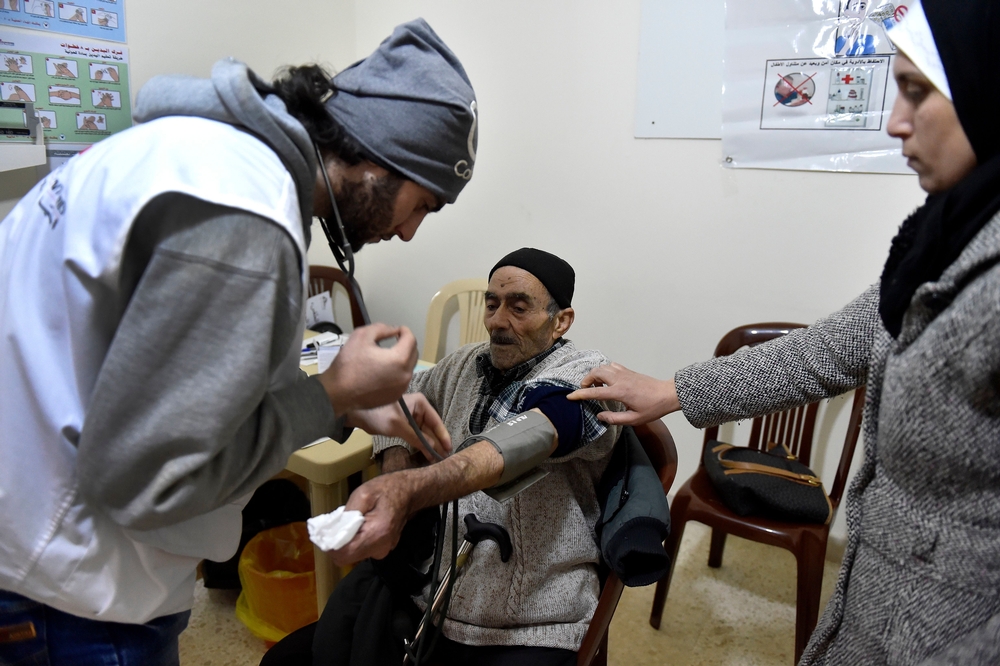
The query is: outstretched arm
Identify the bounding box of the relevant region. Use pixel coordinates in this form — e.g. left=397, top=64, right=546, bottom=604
left=329, top=409, right=557, bottom=565
left=568, top=363, right=679, bottom=426
left=570, top=284, right=880, bottom=427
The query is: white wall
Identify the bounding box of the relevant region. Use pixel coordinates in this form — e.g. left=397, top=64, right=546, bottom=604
left=1, top=1, right=926, bottom=539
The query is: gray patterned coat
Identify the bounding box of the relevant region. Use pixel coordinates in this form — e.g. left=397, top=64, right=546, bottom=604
left=675, top=212, right=1000, bottom=665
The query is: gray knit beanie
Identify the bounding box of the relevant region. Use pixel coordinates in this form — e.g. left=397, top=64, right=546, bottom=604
left=324, top=18, right=478, bottom=204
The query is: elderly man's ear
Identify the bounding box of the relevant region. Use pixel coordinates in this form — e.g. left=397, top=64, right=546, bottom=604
left=553, top=308, right=574, bottom=339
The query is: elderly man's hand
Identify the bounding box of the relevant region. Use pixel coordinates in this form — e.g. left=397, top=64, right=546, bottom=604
left=328, top=472, right=413, bottom=565
left=346, top=392, right=451, bottom=460
left=568, top=362, right=679, bottom=425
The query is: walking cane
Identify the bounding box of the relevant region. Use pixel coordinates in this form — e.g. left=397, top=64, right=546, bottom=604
left=403, top=514, right=512, bottom=665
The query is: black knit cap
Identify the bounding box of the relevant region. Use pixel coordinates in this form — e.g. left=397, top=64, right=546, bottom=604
left=489, top=248, right=575, bottom=309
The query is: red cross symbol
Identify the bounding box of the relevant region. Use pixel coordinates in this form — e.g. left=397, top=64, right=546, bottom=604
left=842, top=74, right=854, bottom=84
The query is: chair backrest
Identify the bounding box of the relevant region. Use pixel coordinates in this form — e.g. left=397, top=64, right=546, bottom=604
left=577, top=419, right=678, bottom=666
left=829, top=384, right=865, bottom=508
left=308, top=265, right=366, bottom=331
left=702, top=323, right=821, bottom=465
left=701, top=322, right=866, bottom=507
left=421, top=277, right=489, bottom=363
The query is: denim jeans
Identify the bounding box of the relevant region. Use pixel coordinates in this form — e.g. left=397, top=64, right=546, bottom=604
left=0, top=590, right=190, bottom=666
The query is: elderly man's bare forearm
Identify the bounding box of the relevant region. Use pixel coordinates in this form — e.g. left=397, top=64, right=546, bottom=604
left=334, top=408, right=558, bottom=566
left=395, top=440, right=504, bottom=514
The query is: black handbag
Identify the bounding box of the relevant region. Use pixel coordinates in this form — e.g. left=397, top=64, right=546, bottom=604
left=703, top=440, right=832, bottom=525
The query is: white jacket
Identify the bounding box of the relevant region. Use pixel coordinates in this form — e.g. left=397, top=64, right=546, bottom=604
left=0, top=116, right=307, bottom=622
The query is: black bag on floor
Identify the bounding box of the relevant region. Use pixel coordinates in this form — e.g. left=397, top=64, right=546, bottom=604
left=201, top=478, right=311, bottom=589
left=703, top=440, right=832, bottom=525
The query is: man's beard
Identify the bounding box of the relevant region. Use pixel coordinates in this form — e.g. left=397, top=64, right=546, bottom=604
left=334, top=172, right=404, bottom=252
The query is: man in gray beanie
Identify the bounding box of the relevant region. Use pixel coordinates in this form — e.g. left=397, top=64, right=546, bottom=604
left=0, top=18, right=476, bottom=665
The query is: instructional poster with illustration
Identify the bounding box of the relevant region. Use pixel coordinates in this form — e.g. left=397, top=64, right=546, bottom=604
left=0, top=0, right=125, bottom=43
left=0, top=30, right=129, bottom=148
left=723, top=0, right=911, bottom=173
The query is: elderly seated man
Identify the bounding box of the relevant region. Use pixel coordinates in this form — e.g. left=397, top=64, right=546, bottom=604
left=262, top=248, right=623, bottom=666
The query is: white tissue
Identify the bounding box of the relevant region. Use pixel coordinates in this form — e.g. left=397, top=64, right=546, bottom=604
left=307, top=506, right=365, bottom=551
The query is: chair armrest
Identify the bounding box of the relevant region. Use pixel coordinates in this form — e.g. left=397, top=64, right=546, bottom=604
left=577, top=572, right=624, bottom=666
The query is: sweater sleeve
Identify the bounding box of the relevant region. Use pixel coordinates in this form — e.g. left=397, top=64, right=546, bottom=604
left=675, top=283, right=880, bottom=429
left=77, top=193, right=342, bottom=531
left=519, top=384, right=583, bottom=456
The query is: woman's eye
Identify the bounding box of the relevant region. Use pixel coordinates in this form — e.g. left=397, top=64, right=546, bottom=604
left=902, top=82, right=928, bottom=103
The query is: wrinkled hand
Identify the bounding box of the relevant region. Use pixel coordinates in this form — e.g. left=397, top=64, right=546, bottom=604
left=567, top=362, right=679, bottom=425
left=347, top=392, right=451, bottom=461
left=328, top=472, right=413, bottom=566
left=318, top=323, right=417, bottom=414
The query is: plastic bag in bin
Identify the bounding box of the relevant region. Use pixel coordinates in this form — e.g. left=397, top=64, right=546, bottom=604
left=235, top=521, right=318, bottom=643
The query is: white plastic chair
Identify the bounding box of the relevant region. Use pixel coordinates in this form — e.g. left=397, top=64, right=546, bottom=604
left=421, top=278, right=489, bottom=363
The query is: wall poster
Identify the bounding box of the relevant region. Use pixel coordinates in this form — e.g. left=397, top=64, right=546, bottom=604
left=723, top=0, right=912, bottom=173
left=0, top=30, right=129, bottom=153
left=0, top=0, right=125, bottom=43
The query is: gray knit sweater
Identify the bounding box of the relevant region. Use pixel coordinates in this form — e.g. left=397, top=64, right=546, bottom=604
left=675, top=211, right=1000, bottom=665
left=373, top=341, right=622, bottom=651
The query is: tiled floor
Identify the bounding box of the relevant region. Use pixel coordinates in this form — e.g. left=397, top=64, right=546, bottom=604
left=179, top=522, right=841, bottom=666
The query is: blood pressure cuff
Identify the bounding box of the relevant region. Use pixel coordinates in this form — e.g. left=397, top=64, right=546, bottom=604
left=595, top=426, right=671, bottom=587
left=457, top=410, right=555, bottom=487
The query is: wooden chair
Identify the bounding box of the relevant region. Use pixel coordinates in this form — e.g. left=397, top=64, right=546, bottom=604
left=308, top=265, right=366, bottom=331
left=421, top=278, right=489, bottom=363
left=579, top=419, right=679, bottom=666
left=647, top=323, right=866, bottom=665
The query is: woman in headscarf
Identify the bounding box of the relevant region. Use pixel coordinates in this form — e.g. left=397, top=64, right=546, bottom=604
left=570, top=0, right=1000, bottom=663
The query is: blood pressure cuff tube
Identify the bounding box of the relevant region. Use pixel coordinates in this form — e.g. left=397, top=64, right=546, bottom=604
left=457, top=411, right=555, bottom=486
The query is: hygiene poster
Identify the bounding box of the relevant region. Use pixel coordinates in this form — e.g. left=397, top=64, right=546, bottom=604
left=0, top=30, right=130, bottom=149
left=0, top=0, right=125, bottom=43
left=723, top=0, right=911, bottom=173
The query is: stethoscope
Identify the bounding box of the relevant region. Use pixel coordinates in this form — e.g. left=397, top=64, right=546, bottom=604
left=313, top=144, right=458, bottom=665
left=312, top=143, right=444, bottom=463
